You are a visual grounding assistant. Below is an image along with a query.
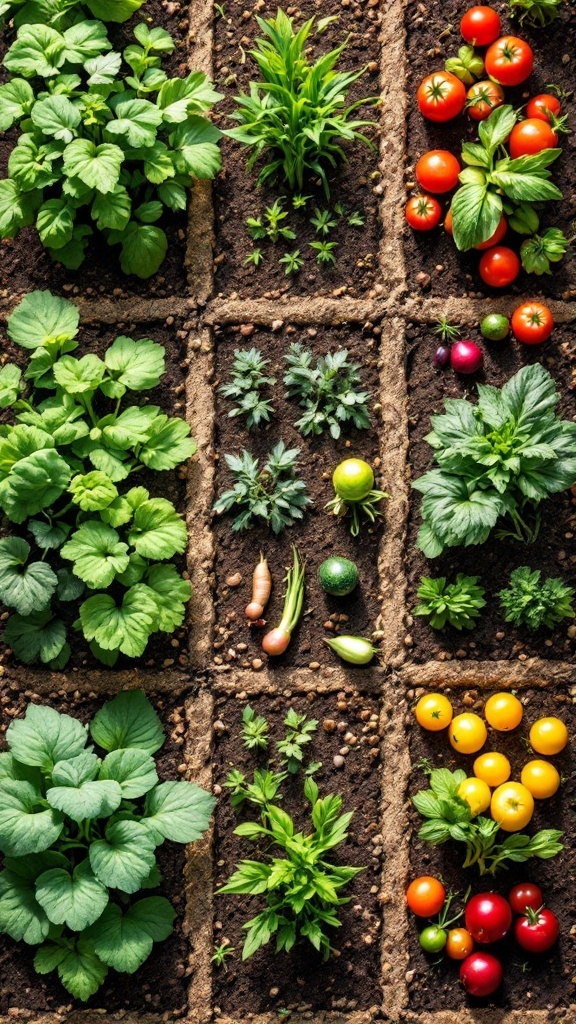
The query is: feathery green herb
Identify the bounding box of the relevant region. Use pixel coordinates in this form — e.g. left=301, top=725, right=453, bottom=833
left=219, top=348, right=276, bottom=430
left=283, top=343, right=371, bottom=440
left=499, top=567, right=575, bottom=630
left=414, top=575, right=486, bottom=630
left=213, top=441, right=312, bottom=533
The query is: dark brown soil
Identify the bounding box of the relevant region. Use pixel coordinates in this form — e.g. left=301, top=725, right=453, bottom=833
left=211, top=0, right=383, bottom=299
left=0, top=317, right=193, bottom=674
left=212, top=691, right=382, bottom=1014
left=405, top=320, right=576, bottom=664
left=0, top=686, right=193, bottom=1016
left=212, top=322, right=386, bottom=670
left=404, top=0, right=576, bottom=302
left=406, top=686, right=576, bottom=1012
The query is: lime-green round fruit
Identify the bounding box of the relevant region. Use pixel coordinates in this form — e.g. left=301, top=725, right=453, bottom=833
left=480, top=314, right=510, bottom=341
left=318, top=556, right=359, bottom=596
left=332, top=459, right=374, bottom=502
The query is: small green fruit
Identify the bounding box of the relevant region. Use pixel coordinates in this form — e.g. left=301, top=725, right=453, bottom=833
left=480, top=314, right=510, bottom=342
left=318, top=556, right=359, bottom=596
left=324, top=635, right=377, bottom=665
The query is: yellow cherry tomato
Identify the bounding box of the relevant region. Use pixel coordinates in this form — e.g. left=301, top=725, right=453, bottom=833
left=446, top=927, right=474, bottom=961
left=490, top=782, right=534, bottom=832
left=457, top=777, right=492, bottom=816
left=473, top=751, right=511, bottom=788
left=448, top=713, right=487, bottom=754
left=484, top=692, right=523, bottom=731
left=529, top=717, right=568, bottom=756
left=521, top=759, right=560, bottom=799
left=414, top=693, right=454, bottom=731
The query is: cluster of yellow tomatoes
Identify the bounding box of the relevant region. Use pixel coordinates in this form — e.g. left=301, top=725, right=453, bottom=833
left=414, top=691, right=568, bottom=832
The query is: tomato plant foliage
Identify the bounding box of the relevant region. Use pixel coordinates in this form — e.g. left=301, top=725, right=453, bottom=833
left=0, top=290, right=196, bottom=667
left=0, top=690, right=215, bottom=1001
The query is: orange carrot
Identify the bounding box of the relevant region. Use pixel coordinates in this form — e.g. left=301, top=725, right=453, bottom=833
left=245, top=554, right=272, bottom=621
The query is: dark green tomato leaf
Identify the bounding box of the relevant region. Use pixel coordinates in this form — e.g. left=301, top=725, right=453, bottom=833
left=4, top=609, right=68, bottom=666
left=478, top=104, right=516, bottom=153
left=90, top=689, right=164, bottom=754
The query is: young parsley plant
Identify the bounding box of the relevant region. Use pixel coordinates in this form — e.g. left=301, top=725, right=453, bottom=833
left=213, top=441, right=312, bottom=533
left=499, top=566, right=575, bottom=630
left=219, top=348, right=276, bottom=430
left=283, top=343, right=371, bottom=439
left=414, top=574, right=486, bottom=630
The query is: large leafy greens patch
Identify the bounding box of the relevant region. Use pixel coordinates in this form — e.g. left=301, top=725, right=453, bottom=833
left=0, top=0, right=145, bottom=27
left=0, top=289, right=196, bottom=667
left=0, top=14, right=222, bottom=277
left=0, top=690, right=215, bottom=1001
left=413, top=363, right=576, bottom=557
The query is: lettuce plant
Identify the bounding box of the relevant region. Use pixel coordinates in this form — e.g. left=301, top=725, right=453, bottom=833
left=0, top=690, right=215, bottom=1001
left=0, top=19, right=222, bottom=277
left=0, top=289, right=197, bottom=667
left=0, top=0, right=145, bottom=26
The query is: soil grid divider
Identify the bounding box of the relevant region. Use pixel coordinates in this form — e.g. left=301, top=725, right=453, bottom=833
left=0, top=0, right=575, bottom=1021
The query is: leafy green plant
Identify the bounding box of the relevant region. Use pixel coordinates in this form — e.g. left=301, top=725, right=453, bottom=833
left=445, top=44, right=485, bottom=85
left=283, top=343, right=371, bottom=439
left=276, top=708, right=318, bottom=774
left=219, top=348, right=276, bottom=430
left=218, top=773, right=362, bottom=959
left=433, top=318, right=460, bottom=343
left=0, top=690, right=215, bottom=1000
left=0, top=290, right=196, bottom=667
left=451, top=105, right=562, bottom=251
left=413, top=767, right=563, bottom=875
left=0, top=0, right=145, bottom=25
left=520, top=227, right=573, bottom=275
left=508, top=0, right=564, bottom=25
left=224, top=767, right=287, bottom=811
left=279, top=249, right=304, bottom=275
left=226, top=8, right=377, bottom=196
left=213, top=441, right=312, bottom=533
left=414, top=574, right=486, bottom=630
left=246, top=199, right=295, bottom=243
left=212, top=941, right=235, bottom=967
left=0, top=19, right=222, bottom=277
left=242, top=705, right=269, bottom=751
left=499, top=567, right=575, bottom=630
left=244, top=247, right=263, bottom=266
left=310, top=208, right=337, bottom=236
left=413, top=363, right=576, bottom=557
left=309, top=240, right=337, bottom=265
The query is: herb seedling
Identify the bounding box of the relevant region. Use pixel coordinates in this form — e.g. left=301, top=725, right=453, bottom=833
left=283, top=343, right=371, bottom=439
left=212, top=941, right=235, bottom=966
left=309, top=240, right=337, bottom=265
left=433, top=318, right=461, bottom=343
left=279, top=249, right=304, bottom=275
left=292, top=193, right=312, bottom=209
left=277, top=708, right=318, bottom=773
left=213, top=442, right=312, bottom=533
left=508, top=0, right=564, bottom=26
left=414, top=575, right=486, bottom=630
left=242, top=706, right=270, bottom=751
left=311, top=208, right=337, bottom=236
left=224, top=767, right=287, bottom=811
left=499, top=567, right=575, bottom=630
left=246, top=199, right=295, bottom=243
left=347, top=210, right=366, bottom=227
left=219, top=348, right=276, bottom=430
left=244, top=248, right=264, bottom=266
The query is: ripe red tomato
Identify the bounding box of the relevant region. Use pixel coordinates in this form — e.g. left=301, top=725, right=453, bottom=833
left=485, top=36, right=534, bottom=87
left=417, top=71, right=467, bottom=122
left=460, top=952, right=503, bottom=997
left=474, top=214, right=507, bottom=250
left=479, top=246, right=520, bottom=288
left=509, top=118, right=558, bottom=158
left=406, top=876, right=446, bottom=917
left=415, top=150, right=461, bottom=194
left=511, top=301, right=554, bottom=344
left=526, top=93, right=562, bottom=124
left=509, top=882, right=543, bottom=916
left=465, top=893, right=512, bottom=944
left=515, top=908, right=559, bottom=953
left=405, top=194, right=442, bottom=231
left=460, top=6, right=502, bottom=46
left=467, top=81, right=505, bottom=121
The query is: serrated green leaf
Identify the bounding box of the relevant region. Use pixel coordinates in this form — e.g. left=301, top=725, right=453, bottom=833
left=63, top=139, right=123, bottom=194
left=89, top=820, right=157, bottom=893
left=80, top=587, right=159, bottom=657
left=127, top=497, right=187, bottom=559
left=0, top=365, right=22, bottom=408
left=143, top=565, right=191, bottom=632
left=91, top=186, right=131, bottom=231
left=53, top=353, right=106, bottom=394
left=0, top=536, right=58, bottom=615
left=103, top=335, right=165, bottom=393
left=98, top=748, right=158, bottom=798
left=47, top=779, right=122, bottom=823
left=7, top=289, right=79, bottom=350
left=62, top=20, right=112, bottom=63
left=4, top=610, right=68, bottom=666
left=61, top=522, right=129, bottom=589
left=36, top=199, right=75, bottom=250
left=138, top=414, right=197, bottom=471
left=105, top=98, right=162, bottom=148
left=143, top=781, right=215, bottom=844
left=170, top=115, right=222, bottom=178
left=6, top=704, right=87, bottom=770
left=0, top=79, right=35, bottom=131
left=35, top=860, right=109, bottom=931
left=0, top=780, right=64, bottom=857
left=35, top=937, right=108, bottom=1002
left=4, top=25, right=66, bottom=78
left=31, top=95, right=81, bottom=143
left=85, top=897, right=175, bottom=973
left=69, top=471, right=118, bottom=512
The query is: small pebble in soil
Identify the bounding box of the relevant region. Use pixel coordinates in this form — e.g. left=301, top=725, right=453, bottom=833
left=333, top=755, right=345, bottom=768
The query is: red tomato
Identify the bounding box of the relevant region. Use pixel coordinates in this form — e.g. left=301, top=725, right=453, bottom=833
left=479, top=246, right=520, bottom=288
left=511, top=301, right=554, bottom=344
left=515, top=908, right=559, bottom=953
left=405, top=194, right=442, bottom=231
left=460, top=953, right=503, bottom=997
left=485, top=36, right=534, bottom=87
left=460, top=6, right=502, bottom=46
left=474, top=214, right=507, bottom=250
left=406, top=876, right=446, bottom=917
left=465, top=893, right=512, bottom=944
left=415, top=150, right=461, bottom=193
left=509, top=118, right=558, bottom=158
left=526, top=93, right=562, bottom=124
left=467, top=81, right=505, bottom=121
left=417, top=71, right=467, bottom=122
left=509, top=882, right=543, bottom=916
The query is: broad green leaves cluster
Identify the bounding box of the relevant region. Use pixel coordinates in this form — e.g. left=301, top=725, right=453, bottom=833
left=451, top=105, right=562, bottom=251
left=0, top=0, right=145, bottom=27
left=0, top=691, right=215, bottom=1000
left=0, top=289, right=196, bottom=667
left=413, top=574, right=486, bottom=631
left=0, top=12, right=222, bottom=276
left=413, top=363, right=576, bottom=557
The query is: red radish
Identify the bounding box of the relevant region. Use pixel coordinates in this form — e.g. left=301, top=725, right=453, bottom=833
left=262, top=547, right=305, bottom=656
left=245, top=553, right=272, bottom=620
left=451, top=340, right=483, bottom=374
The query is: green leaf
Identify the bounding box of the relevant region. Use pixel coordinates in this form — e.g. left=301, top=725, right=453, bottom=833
left=86, top=50, right=123, bottom=85
left=36, top=199, right=75, bottom=250
left=35, top=860, right=109, bottom=931
left=52, top=751, right=100, bottom=788
left=135, top=200, right=163, bottom=224
left=0, top=780, right=64, bottom=857
left=90, top=689, right=164, bottom=754
left=7, top=289, right=79, bottom=350
left=117, top=222, right=168, bottom=278
left=61, top=522, right=129, bottom=589
left=0, top=852, right=67, bottom=945
left=127, top=497, right=188, bottom=559
left=62, top=20, right=112, bottom=63
left=4, top=25, right=66, bottom=78
left=79, top=587, right=160, bottom=657
left=91, top=186, right=131, bottom=232
left=143, top=565, right=191, bottom=632
left=0, top=447, right=72, bottom=524
left=31, top=95, right=81, bottom=143
left=87, top=0, right=144, bottom=20
left=133, top=23, right=175, bottom=51
left=170, top=116, right=222, bottom=178
left=158, top=73, right=223, bottom=123
left=35, top=938, right=108, bottom=1002
left=56, top=568, right=85, bottom=602
left=86, top=897, right=174, bottom=973
left=478, top=104, right=516, bottom=153
left=4, top=610, right=68, bottom=666
left=106, top=98, right=163, bottom=148
left=29, top=519, right=70, bottom=550
left=0, top=177, right=39, bottom=238
left=0, top=365, right=22, bottom=408
left=143, top=781, right=215, bottom=844
left=47, top=779, right=122, bottom=823
left=157, top=179, right=187, bottom=212
left=103, top=335, right=165, bottom=394
left=89, top=820, right=157, bottom=893
left=139, top=141, right=176, bottom=184
left=69, top=471, right=118, bottom=512
left=490, top=170, right=562, bottom=203
left=6, top=704, right=87, bottom=770
left=53, top=353, right=106, bottom=394
left=138, top=415, right=197, bottom=470
left=100, top=404, right=157, bottom=448
left=98, top=748, right=158, bottom=798
left=0, top=79, right=35, bottom=131
left=0, top=536, right=58, bottom=615
left=63, top=139, right=123, bottom=194
left=451, top=183, right=502, bottom=251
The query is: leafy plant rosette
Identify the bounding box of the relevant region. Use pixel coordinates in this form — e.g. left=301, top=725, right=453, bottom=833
left=0, top=17, right=222, bottom=277
left=0, top=0, right=145, bottom=27
left=412, top=363, right=576, bottom=557
left=0, top=690, right=216, bottom=1001
left=0, top=289, right=197, bottom=668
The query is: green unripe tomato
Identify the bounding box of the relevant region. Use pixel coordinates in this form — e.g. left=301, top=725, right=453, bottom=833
left=324, top=635, right=377, bottom=665
left=480, top=314, right=510, bottom=341
left=318, top=557, right=359, bottom=596
left=332, top=459, right=374, bottom=502
left=419, top=925, right=447, bottom=953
